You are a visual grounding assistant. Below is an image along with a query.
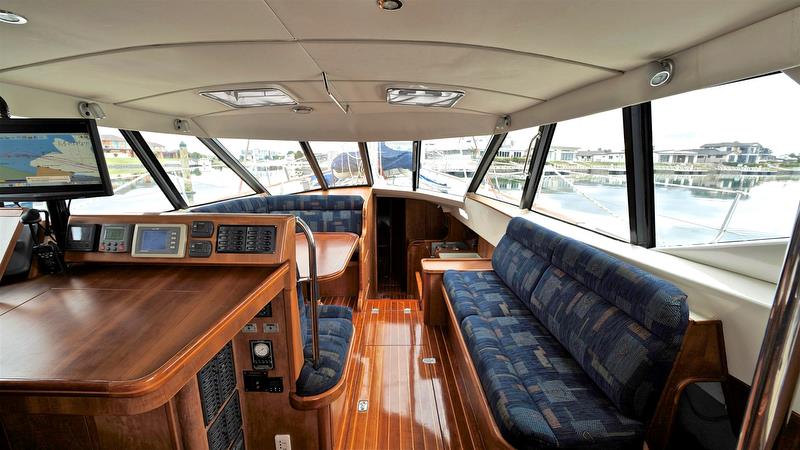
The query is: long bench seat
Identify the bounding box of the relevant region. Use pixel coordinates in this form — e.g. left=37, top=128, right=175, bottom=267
left=443, top=217, right=689, bottom=449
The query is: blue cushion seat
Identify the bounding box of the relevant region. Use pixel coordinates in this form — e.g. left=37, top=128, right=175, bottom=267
left=294, top=283, right=354, bottom=396
left=461, top=315, right=644, bottom=449
left=443, top=217, right=689, bottom=449
left=191, top=194, right=364, bottom=234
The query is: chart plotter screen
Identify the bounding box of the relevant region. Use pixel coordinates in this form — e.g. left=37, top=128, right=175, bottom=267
left=0, top=132, right=102, bottom=189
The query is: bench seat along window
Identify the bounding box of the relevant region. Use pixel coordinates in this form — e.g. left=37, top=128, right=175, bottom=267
left=70, top=127, right=173, bottom=213
left=531, top=110, right=630, bottom=241
left=420, top=135, right=492, bottom=196
left=218, top=139, right=319, bottom=194
left=308, top=141, right=367, bottom=188
left=651, top=73, right=800, bottom=246
left=367, top=141, right=413, bottom=188
left=139, top=131, right=254, bottom=206
left=477, top=126, right=540, bottom=205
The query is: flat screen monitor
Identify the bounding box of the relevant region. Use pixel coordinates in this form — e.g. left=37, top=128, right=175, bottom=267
left=0, top=118, right=113, bottom=201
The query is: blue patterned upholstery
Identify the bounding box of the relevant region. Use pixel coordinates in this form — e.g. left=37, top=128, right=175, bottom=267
left=442, top=216, right=689, bottom=448
left=492, top=217, right=563, bottom=303
left=443, top=270, right=532, bottom=323
left=295, top=282, right=354, bottom=396
left=190, top=194, right=364, bottom=234
left=462, top=315, right=644, bottom=449
left=532, top=238, right=688, bottom=419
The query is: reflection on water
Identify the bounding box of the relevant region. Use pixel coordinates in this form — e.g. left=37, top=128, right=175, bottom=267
left=534, top=173, right=800, bottom=246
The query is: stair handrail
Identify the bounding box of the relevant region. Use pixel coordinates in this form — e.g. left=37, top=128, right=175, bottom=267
left=295, top=217, right=321, bottom=369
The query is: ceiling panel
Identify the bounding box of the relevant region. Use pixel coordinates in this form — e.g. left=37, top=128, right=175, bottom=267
left=267, top=0, right=800, bottom=71
left=302, top=41, right=614, bottom=101
left=0, top=0, right=292, bottom=70
left=0, top=43, right=321, bottom=104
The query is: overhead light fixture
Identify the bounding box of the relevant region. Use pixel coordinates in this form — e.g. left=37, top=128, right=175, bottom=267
left=377, top=0, right=403, bottom=11
left=0, top=10, right=27, bottom=25
left=200, top=88, right=297, bottom=108
left=649, top=59, right=674, bottom=87
left=386, top=88, right=465, bottom=108
left=292, top=106, right=313, bottom=114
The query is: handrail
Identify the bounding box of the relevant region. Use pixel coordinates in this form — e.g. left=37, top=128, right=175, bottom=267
left=295, top=218, right=321, bottom=369
left=737, top=203, right=800, bottom=449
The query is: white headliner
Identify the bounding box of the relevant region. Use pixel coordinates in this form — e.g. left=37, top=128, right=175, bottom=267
left=1, top=0, right=799, bottom=140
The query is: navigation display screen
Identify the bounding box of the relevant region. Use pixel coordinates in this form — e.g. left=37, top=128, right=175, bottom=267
left=140, top=230, right=169, bottom=251
left=0, top=118, right=112, bottom=201
left=0, top=133, right=102, bottom=188
left=104, top=227, right=125, bottom=241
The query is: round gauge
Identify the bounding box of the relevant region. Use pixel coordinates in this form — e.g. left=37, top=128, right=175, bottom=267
left=253, top=342, right=270, bottom=358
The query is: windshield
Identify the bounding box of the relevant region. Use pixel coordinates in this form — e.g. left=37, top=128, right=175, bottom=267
left=218, top=139, right=319, bottom=194
left=308, top=142, right=368, bottom=188
left=420, top=135, right=491, bottom=196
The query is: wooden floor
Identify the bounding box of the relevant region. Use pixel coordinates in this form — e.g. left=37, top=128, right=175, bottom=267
left=331, top=299, right=483, bottom=450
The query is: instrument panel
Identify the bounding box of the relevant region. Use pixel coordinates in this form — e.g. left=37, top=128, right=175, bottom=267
left=63, top=213, right=292, bottom=266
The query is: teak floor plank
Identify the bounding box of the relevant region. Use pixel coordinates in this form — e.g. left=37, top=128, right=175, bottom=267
left=336, top=299, right=480, bottom=450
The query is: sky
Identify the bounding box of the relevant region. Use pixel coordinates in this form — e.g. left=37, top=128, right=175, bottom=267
left=103, top=73, right=800, bottom=158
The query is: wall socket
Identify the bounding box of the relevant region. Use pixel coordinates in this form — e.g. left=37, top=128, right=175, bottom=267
left=275, top=434, right=291, bottom=450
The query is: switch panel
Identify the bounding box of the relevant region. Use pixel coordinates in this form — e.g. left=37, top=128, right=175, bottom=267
left=243, top=372, right=283, bottom=393
left=191, top=221, right=214, bottom=238
left=189, top=240, right=212, bottom=258
left=249, top=340, right=273, bottom=370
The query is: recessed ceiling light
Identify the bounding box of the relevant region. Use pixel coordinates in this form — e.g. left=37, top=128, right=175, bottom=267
left=292, top=106, right=313, bottom=114
left=0, top=10, right=27, bottom=25
left=377, top=0, right=403, bottom=11
left=386, top=88, right=464, bottom=108
left=200, top=88, right=297, bottom=108
left=649, top=59, right=674, bottom=87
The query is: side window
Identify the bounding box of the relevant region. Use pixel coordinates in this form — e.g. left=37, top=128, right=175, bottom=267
left=70, top=127, right=173, bottom=213
left=367, top=141, right=413, bottom=188
left=476, top=126, right=539, bottom=205
left=531, top=109, right=629, bottom=240
left=218, top=139, right=319, bottom=194
left=651, top=73, right=800, bottom=246
left=420, top=135, right=492, bottom=196
left=308, top=142, right=367, bottom=188
left=139, top=132, right=254, bottom=206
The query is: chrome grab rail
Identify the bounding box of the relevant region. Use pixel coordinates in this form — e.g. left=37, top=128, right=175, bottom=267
left=295, top=218, right=321, bottom=369
left=737, top=204, right=800, bottom=449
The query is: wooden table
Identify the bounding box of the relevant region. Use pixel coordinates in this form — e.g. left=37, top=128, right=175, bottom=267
left=0, top=263, right=288, bottom=415
left=295, top=232, right=359, bottom=282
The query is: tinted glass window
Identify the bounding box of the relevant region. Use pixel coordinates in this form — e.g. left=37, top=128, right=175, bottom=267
left=140, top=132, right=253, bottom=206
left=308, top=142, right=367, bottom=188
left=70, top=127, right=173, bottom=213
left=420, top=135, right=491, bottom=196
left=476, top=126, right=539, bottom=205
left=651, top=73, right=800, bottom=246
left=218, top=139, right=319, bottom=194
left=367, top=141, right=413, bottom=188
left=532, top=110, right=629, bottom=240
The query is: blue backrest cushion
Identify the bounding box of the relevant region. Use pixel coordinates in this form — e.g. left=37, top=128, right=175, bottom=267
left=191, top=194, right=364, bottom=234
left=530, top=237, right=689, bottom=419
left=491, top=217, right=563, bottom=303
left=191, top=195, right=269, bottom=213
left=267, top=195, right=363, bottom=234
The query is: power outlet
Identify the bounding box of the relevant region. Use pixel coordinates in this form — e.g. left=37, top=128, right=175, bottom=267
left=275, top=434, right=291, bottom=450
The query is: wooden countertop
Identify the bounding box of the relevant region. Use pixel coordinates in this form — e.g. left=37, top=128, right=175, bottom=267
left=420, top=258, right=493, bottom=274
left=0, top=263, right=290, bottom=415
left=296, top=232, right=359, bottom=282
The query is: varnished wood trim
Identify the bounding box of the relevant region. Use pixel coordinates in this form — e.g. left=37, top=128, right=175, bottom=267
left=289, top=322, right=356, bottom=410
left=296, top=232, right=359, bottom=282
left=442, top=286, right=514, bottom=450
left=420, top=258, right=493, bottom=274
left=646, top=320, right=728, bottom=450
left=0, top=208, right=23, bottom=283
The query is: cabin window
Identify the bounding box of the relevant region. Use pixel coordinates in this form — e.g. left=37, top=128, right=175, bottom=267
left=367, top=141, right=413, bottom=188
left=420, top=135, right=491, bottom=196
left=70, top=127, right=173, bottom=213
left=217, top=139, right=319, bottom=194
left=476, top=126, right=540, bottom=205
left=531, top=109, right=630, bottom=240
left=307, top=142, right=367, bottom=188
left=139, top=131, right=254, bottom=206
left=651, top=73, right=800, bottom=246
